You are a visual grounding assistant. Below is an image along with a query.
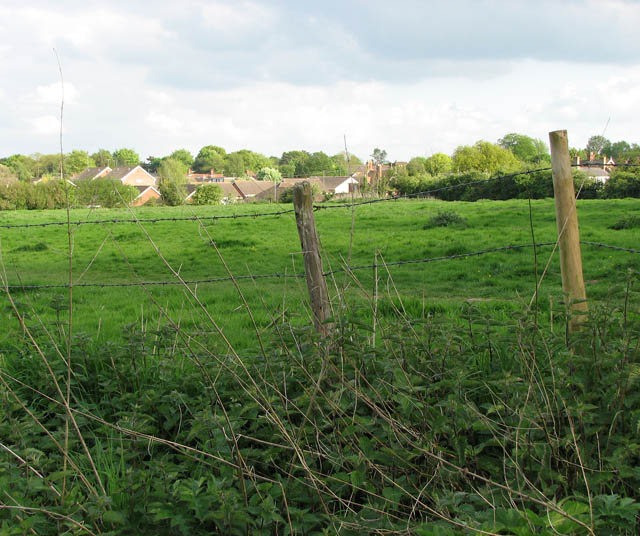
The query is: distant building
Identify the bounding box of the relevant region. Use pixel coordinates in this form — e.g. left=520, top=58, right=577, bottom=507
left=72, top=165, right=157, bottom=187
left=574, top=154, right=613, bottom=184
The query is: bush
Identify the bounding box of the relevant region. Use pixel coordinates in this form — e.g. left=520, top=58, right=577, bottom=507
left=191, top=183, right=223, bottom=205
left=609, top=214, right=640, bottom=230
left=423, top=210, right=467, bottom=228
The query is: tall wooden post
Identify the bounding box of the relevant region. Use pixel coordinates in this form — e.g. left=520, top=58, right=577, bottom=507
left=293, top=182, right=331, bottom=336
left=549, top=130, right=588, bottom=332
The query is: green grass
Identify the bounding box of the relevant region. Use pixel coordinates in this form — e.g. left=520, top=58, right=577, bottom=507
left=2, top=198, right=640, bottom=534
left=1, top=198, right=638, bottom=351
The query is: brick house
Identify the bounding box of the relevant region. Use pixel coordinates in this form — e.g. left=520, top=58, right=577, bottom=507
left=72, top=165, right=157, bottom=187
left=131, top=185, right=161, bottom=206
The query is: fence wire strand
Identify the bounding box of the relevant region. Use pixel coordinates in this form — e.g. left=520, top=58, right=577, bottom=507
left=3, top=241, right=636, bottom=291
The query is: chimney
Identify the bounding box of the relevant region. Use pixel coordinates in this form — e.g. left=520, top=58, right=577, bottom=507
left=575, top=155, right=580, bottom=166
left=187, top=168, right=192, bottom=175
left=589, top=151, right=595, bottom=161
left=210, top=169, right=214, bottom=177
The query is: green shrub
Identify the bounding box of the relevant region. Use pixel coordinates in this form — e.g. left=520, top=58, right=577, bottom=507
left=609, top=214, right=640, bottom=230
left=423, top=210, right=467, bottom=228
left=191, top=183, right=223, bottom=205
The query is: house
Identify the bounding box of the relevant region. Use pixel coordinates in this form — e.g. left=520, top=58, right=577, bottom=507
left=355, top=161, right=407, bottom=185
left=185, top=182, right=243, bottom=204
left=186, top=168, right=225, bottom=183
left=277, top=176, right=360, bottom=199
left=72, top=166, right=157, bottom=187
left=574, top=155, right=612, bottom=184
left=131, top=185, right=161, bottom=206
left=231, top=180, right=278, bottom=201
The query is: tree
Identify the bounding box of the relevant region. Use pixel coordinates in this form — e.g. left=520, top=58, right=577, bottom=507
left=279, top=150, right=310, bottom=177
left=498, top=133, right=549, bottom=163
left=157, top=158, right=187, bottom=206
left=76, top=178, right=137, bottom=207
left=406, top=157, right=426, bottom=176
left=424, top=153, right=453, bottom=175
left=191, top=183, right=223, bottom=205
left=170, top=149, right=194, bottom=169
left=193, top=145, right=226, bottom=173
left=452, top=141, right=522, bottom=175
left=65, top=150, right=95, bottom=176
left=0, top=164, right=17, bottom=186
left=607, top=140, right=631, bottom=160
left=370, top=148, right=388, bottom=165
left=256, top=167, right=282, bottom=183
left=91, top=149, right=113, bottom=167
left=224, top=152, right=246, bottom=177
left=331, top=152, right=362, bottom=174
left=2, top=154, right=36, bottom=181
left=112, top=148, right=140, bottom=167
left=585, top=135, right=610, bottom=156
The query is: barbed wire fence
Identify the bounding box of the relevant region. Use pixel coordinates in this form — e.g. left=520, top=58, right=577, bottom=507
left=0, top=163, right=638, bottom=293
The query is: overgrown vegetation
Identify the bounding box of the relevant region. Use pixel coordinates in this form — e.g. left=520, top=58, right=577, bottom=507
left=1, top=271, right=639, bottom=533
left=1, top=197, right=639, bottom=533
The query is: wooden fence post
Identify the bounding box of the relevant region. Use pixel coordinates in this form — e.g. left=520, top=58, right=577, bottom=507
left=549, top=129, right=588, bottom=332
left=293, top=182, right=332, bottom=336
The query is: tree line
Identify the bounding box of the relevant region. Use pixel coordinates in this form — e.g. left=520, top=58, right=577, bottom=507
left=2, top=132, right=639, bottom=209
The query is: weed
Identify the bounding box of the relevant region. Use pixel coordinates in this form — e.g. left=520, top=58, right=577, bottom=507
left=423, top=209, right=468, bottom=228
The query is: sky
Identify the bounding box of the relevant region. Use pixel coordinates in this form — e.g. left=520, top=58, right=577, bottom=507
left=1, top=0, right=640, bottom=162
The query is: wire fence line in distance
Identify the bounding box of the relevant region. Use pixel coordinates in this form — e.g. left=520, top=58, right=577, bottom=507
left=4, top=240, right=636, bottom=291
left=0, top=208, right=296, bottom=230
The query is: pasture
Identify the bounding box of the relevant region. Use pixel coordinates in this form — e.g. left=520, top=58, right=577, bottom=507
left=0, top=198, right=638, bottom=352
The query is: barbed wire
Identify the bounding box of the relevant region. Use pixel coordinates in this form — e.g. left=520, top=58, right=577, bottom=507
left=4, top=240, right=636, bottom=291
left=0, top=208, right=296, bottom=230
left=581, top=241, right=640, bottom=254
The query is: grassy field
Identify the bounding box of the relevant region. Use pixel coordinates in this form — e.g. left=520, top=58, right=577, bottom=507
left=1, top=197, right=638, bottom=352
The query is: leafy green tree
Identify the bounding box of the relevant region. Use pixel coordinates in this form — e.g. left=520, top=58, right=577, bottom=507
left=279, top=150, right=310, bottom=177
left=0, top=163, right=17, bottom=186
left=305, top=152, right=335, bottom=176
left=370, top=148, right=388, bottom=165
left=331, top=152, right=362, bottom=175
left=607, top=141, right=631, bottom=160
left=157, top=158, right=187, bottom=206
left=191, top=183, right=224, bottom=205
left=2, top=154, right=36, bottom=181
left=424, top=153, right=453, bottom=175
left=407, top=157, right=427, bottom=176
left=91, top=149, right=113, bottom=167
left=256, top=167, right=282, bottom=183
left=232, top=150, right=272, bottom=173
left=224, top=152, right=246, bottom=177
left=112, top=148, right=140, bottom=167
left=585, top=135, right=610, bottom=156
left=452, top=141, right=522, bottom=175
left=145, top=156, right=165, bottom=173
left=170, top=149, right=194, bottom=168
left=76, top=178, right=138, bottom=207
left=193, top=145, right=226, bottom=173
left=498, top=133, right=549, bottom=163
left=65, top=150, right=95, bottom=176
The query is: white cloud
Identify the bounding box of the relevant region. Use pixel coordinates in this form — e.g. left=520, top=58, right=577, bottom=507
left=21, top=82, right=78, bottom=105
left=30, top=115, right=60, bottom=135
left=198, top=1, right=276, bottom=32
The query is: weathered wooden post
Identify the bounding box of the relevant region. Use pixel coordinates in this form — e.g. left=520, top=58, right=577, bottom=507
left=293, top=182, right=332, bottom=336
left=549, top=130, right=588, bottom=332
